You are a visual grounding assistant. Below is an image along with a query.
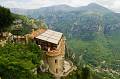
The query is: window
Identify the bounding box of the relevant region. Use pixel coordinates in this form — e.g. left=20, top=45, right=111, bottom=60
left=56, top=69, right=58, bottom=73
left=55, top=59, right=58, bottom=64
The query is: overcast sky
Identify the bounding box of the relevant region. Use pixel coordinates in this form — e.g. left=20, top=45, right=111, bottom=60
left=0, top=0, right=120, bottom=12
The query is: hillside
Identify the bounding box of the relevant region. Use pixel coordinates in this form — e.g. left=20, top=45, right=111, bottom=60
left=11, top=3, right=120, bottom=38
left=0, top=6, right=52, bottom=79
left=7, top=3, right=120, bottom=79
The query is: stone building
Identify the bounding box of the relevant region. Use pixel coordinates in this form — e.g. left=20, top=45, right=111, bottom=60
left=31, top=28, right=76, bottom=78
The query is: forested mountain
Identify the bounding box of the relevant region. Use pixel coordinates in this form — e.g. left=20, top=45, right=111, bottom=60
left=11, top=3, right=120, bottom=39
left=5, top=3, right=120, bottom=79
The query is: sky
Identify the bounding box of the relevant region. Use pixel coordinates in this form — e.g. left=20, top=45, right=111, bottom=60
left=0, top=0, right=120, bottom=13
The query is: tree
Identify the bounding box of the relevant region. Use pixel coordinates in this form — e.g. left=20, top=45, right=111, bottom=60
left=0, top=6, right=14, bottom=32
left=0, top=42, right=43, bottom=79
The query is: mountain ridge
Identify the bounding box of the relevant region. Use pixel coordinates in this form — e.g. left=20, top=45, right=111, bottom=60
left=10, top=3, right=116, bottom=16
left=10, top=3, right=120, bottom=38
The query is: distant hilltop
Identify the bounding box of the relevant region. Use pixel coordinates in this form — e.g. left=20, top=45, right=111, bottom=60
left=10, top=3, right=113, bottom=18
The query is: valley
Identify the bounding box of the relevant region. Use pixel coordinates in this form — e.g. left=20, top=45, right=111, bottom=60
left=0, top=3, right=120, bottom=79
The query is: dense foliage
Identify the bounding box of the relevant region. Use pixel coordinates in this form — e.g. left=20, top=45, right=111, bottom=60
left=0, top=6, right=14, bottom=32
left=10, top=14, right=47, bottom=35
left=0, top=42, right=42, bottom=79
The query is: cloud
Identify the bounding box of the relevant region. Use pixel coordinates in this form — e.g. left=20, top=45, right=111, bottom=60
left=0, top=0, right=53, bottom=9
left=95, top=0, right=120, bottom=12
left=0, top=0, right=99, bottom=8
left=111, top=0, right=120, bottom=12
left=0, top=0, right=120, bottom=12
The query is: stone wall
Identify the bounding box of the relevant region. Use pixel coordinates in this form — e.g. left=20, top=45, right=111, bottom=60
left=46, top=55, right=64, bottom=76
